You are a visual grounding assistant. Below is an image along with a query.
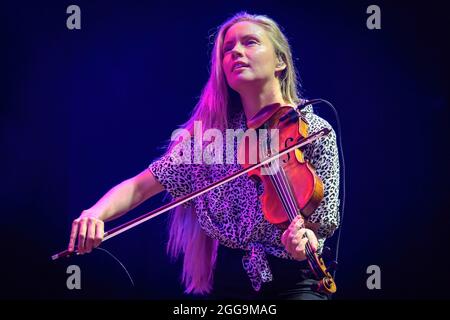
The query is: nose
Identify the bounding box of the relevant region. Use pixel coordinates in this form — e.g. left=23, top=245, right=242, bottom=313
left=230, top=43, right=244, bottom=59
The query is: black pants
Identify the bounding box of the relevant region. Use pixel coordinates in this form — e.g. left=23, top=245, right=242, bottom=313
left=210, top=245, right=331, bottom=300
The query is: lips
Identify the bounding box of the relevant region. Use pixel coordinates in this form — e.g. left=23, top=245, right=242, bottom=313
left=232, top=61, right=250, bottom=72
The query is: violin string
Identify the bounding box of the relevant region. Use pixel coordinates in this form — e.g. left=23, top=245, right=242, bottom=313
left=277, top=168, right=318, bottom=264
left=260, top=140, right=295, bottom=219
left=262, top=139, right=319, bottom=269
left=262, top=131, right=321, bottom=273
left=268, top=163, right=320, bottom=272
left=260, top=132, right=298, bottom=222
left=262, top=138, right=300, bottom=223
left=261, top=131, right=319, bottom=271
left=259, top=133, right=292, bottom=216
left=276, top=153, right=323, bottom=270
left=279, top=166, right=303, bottom=220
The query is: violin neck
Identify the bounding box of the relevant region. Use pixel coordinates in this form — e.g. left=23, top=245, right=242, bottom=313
left=291, top=212, right=306, bottom=229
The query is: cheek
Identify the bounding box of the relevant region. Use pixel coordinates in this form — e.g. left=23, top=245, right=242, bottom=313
left=251, top=49, right=275, bottom=72
left=222, top=61, right=234, bottom=85
left=222, top=58, right=231, bottom=75
left=222, top=65, right=231, bottom=84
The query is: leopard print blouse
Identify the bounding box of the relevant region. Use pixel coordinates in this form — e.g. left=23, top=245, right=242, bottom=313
left=148, top=104, right=340, bottom=291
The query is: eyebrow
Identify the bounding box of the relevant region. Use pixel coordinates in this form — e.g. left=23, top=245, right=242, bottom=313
left=223, top=34, right=260, bottom=48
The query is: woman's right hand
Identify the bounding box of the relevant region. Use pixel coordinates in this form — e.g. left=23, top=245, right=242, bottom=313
left=65, top=169, right=164, bottom=255
left=68, top=210, right=105, bottom=254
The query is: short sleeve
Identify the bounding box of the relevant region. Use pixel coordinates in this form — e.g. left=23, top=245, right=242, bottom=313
left=148, top=137, right=194, bottom=200
left=303, top=110, right=341, bottom=239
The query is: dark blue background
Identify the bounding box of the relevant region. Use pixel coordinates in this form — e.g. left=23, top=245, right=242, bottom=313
left=1, top=0, right=449, bottom=299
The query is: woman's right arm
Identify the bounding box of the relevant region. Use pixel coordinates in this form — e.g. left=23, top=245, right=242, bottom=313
left=67, top=168, right=164, bottom=254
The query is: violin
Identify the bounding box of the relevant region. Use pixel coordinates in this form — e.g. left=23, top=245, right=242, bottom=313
left=51, top=102, right=335, bottom=294
left=239, top=103, right=336, bottom=294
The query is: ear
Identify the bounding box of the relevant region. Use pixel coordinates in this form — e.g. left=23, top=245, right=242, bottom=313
left=275, top=58, right=287, bottom=75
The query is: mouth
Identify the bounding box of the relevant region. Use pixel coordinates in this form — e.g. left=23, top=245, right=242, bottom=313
left=232, top=62, right=250, bottom=72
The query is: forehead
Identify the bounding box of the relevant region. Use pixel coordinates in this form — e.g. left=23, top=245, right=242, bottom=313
left=223, top=21, right=267, bottom=43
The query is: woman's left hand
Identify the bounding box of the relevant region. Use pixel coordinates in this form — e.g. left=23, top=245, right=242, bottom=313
left=281, top=215, right=319, bottom=261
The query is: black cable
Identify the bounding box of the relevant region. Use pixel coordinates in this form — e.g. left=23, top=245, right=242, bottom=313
left=296, top=98, right=346, bottom=281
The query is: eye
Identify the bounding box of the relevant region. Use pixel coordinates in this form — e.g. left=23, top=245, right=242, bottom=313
left=223, top=42, right=234, bottom=53
left=246, top=39, right=258, bottom=45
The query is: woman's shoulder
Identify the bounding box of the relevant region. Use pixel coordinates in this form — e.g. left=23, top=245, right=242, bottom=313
left=301, top=104, right=335, bottom=134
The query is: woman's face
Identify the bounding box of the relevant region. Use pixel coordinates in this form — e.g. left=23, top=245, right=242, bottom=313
left=222, top=21, right=284, bottom=93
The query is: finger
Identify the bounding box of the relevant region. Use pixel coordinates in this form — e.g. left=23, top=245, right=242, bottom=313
left=77, top=218, right=88, bottom=254
left=281, top=229, right=288, bottom=246
left=286, top=229, right=298, bottom=252
left=287, top=216, right=297, bottom=233
left=305, top=229, right=319, bottom=252
left=294, top=238, right=309, bottom=261
left=297, top=229, right=315, bottom=254
left=68, top=219, right=80, bottom=252
left=300, top=237, right=309, bottom=251
left=298, top=236, right=309, bottom=251
left=290, top=215, right=302, bottom=230
left=85, top=219, right=96, bottom=253
left=295, top=228, right=307, bottom=241
left=93, top=220, right=104, bottom=248
left=295, top=216, right=304, bottom=229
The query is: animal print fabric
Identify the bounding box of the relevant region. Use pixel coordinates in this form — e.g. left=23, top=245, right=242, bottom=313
left=148, top=105, right=340, bottom=291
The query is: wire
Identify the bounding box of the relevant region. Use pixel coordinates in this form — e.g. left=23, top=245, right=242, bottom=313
left=301, top=98, right=346, bottom=281
left=94, top=247, right=135, bottom=287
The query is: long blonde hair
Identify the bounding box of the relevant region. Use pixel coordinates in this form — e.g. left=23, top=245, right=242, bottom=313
left=167, top=11, right=303, bottom=295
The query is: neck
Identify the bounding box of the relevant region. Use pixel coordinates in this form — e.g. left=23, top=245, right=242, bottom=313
left=239, top=79, right=291, bottom=121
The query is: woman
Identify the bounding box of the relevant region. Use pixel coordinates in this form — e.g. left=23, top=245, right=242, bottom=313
left=67, top=12, right=340, bottom=300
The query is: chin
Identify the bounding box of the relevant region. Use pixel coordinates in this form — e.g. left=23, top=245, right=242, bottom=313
left=229, top=77, right=256, bottom=91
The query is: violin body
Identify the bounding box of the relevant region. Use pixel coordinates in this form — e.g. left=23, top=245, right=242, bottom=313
left=241, top=105, right=324, bottom=228
left=239, top=103, right=337, bottom=294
